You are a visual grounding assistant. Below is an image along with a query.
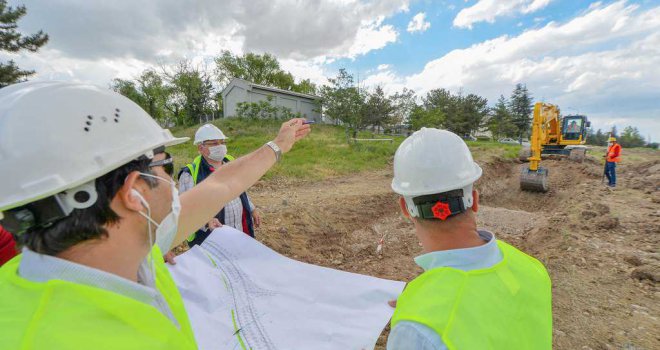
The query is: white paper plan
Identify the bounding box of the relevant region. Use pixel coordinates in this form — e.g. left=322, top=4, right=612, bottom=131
left=168, top=226, right=406, bottom=350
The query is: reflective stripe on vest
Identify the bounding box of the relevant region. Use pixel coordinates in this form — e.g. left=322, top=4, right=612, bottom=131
left=391, top=240, right=552, bottom=350
left=0, top=245, right=197, bottom=349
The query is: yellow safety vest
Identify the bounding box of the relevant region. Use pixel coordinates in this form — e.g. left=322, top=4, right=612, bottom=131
left=0, top=246, right=197, bottom=350
left=391, top=240, right=552, bottom=350
left=185, top=154, right=235, bottom=186
left=184, top=154, right=235, bottom=242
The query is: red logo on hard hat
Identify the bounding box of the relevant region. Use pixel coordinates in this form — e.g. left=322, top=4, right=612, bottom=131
left=431, top=202, right=452, bottom=220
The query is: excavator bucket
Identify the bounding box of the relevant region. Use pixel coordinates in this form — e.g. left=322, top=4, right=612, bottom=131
left=520, top=167, right=549, bottom=192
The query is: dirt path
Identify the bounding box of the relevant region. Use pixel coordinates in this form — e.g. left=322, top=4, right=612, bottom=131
left=235, top=151, right=659, bottom=349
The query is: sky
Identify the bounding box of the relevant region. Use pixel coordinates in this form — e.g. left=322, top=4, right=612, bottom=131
left=3, top=0, right=660, bottom=141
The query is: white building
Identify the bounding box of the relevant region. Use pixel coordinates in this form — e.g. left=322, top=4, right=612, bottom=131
left=221, top=78, right=321, bottom=121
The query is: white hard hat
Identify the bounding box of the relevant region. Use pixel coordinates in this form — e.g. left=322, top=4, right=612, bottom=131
left=0, top=81, right=189, bottom=214
left=194, top=124, right=226, bottom=145
left=392, top=128, right=482, bottom=217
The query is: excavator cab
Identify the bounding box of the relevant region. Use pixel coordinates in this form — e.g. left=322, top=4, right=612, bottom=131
left=562, top=115, right=589, bottom=141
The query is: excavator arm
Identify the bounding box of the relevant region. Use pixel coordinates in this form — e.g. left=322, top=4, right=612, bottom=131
left=520, top=102, right=559, bottom=192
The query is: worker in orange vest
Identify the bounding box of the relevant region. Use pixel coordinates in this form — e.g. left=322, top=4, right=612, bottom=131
left=604, top=136, right=622, bottom=187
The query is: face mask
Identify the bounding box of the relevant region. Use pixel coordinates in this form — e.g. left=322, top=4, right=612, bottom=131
left=207, top=144, right=227, bottom=161
left=132, top=173, right=181, bottom=253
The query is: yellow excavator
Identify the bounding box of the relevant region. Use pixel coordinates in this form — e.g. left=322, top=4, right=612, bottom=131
left=520, top=102, right=590, bottom=192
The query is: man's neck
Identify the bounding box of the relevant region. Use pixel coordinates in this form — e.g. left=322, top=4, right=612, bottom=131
left=416, top=219, right=486, bottom=254
left=57, top=229, right=147, bottom=283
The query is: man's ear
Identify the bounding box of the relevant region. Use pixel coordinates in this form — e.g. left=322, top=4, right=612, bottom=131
left=118, top=171, right=146, bottom=212
left=471, top=190, right=479, bottom=213
left=399, top=197, right=411, bottom=218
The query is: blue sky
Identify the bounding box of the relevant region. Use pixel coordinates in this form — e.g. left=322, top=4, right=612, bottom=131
left=4, top=0, right=660, bottom=140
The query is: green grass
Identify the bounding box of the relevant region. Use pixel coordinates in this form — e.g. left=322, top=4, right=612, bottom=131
left=167, top=119, right=522, bottom=181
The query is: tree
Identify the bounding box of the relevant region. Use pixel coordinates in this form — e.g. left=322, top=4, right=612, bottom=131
left=450, top=93, right=489, bottom=137
left=363, top=86, right=396, bottom=133
left=292, top=78, right=317, bottom=95
left=215, top=50, right=314, bottom=94
left=390, top=88, right=417, bottom=128
left=619, top=126, right=645, bottom=148
left=164, top=61, right=215, bottom=126
left=509, top=83, right=533, bottom=139
left=135, top=70, right=169, bottom=124
left=416, top=88, right=488, bottom=136
left=0, top=0, right=49, bottom=87
left=407, top=105, right=444, bottom=131
left=488, top=95, right=517, bottom=140
left=110, top=78, right=144, bottom=106
left=319, top=69, right=365, bottom=138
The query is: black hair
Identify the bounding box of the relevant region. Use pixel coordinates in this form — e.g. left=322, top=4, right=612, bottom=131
left=18, top=158, right=159, bottom=256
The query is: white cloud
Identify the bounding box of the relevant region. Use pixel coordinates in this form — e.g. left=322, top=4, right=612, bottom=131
left=454, top=0, right=553, bottom=29
left=6, top=0, right=409, bottom=85
left=386, top=1, right=660, bottom=138
left=279, top=58, right=329, bottom=86
left=407, top=12, right=431, bottom=33
left=377, top=64, right=391, bottom=71
left=343, top=17, right=398, bottom=59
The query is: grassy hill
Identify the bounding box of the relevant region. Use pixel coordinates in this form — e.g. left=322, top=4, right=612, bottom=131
left=167, top=119, right=521, bottom=181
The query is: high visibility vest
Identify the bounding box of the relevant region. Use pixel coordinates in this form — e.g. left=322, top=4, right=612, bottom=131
left=0, top=246, right=197, bottom=350
left=391, top=241, right=552, bottom=350
left=607, top=144, right=621, bottom=162
left=183, top=154, right=244, bottom=242
left=185, top=154, right=235, bottom=186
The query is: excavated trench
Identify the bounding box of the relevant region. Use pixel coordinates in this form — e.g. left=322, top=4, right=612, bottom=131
left=234, top=154, right=660, bottom=349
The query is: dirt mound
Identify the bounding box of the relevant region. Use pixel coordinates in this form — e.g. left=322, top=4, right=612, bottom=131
left=174, top=149, right=659, bottom=350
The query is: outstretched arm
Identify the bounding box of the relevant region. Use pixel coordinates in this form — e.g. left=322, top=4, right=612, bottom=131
left=173, top=118, right=311, bottom=248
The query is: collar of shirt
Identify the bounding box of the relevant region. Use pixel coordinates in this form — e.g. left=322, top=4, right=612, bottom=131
left=414, top=230, right=503, bottom=272
left=19, top=247, right=160, bottom=306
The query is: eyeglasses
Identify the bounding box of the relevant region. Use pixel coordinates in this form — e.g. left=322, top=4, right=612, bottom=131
left=149, top=154, right=174, bottom=177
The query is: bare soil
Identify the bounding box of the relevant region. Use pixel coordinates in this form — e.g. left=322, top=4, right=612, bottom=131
left=182, top=149, right=660, bottom=349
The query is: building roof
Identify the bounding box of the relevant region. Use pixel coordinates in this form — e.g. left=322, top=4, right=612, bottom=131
left=223, top=77, right=320, bottom=101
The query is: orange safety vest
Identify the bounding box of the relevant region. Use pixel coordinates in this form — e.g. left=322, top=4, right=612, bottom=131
left=607, top=143, right=621, bottom=162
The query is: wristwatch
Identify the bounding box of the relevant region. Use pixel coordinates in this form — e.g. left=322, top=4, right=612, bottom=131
left=265, top=141, right=282, bottom=162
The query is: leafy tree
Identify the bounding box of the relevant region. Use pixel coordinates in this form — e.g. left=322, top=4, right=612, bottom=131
left=135, top=70, right=170, bottom=124
left=509, top=83, right=533, bottom=139
left=610, top=125, right=618, bottom=138
left=407, top=105, right=444, bottom=130
left=319, top=69, right=365, bottom=138
left=390, top=88, right=417, bottom=127
left=586, top=128, right=609, bottom=146
left=164, top=61, right=215, bottom=126
left=110, top=78, right=144, bottom=106
left=363, top=86, right=396, bottom=133
left=488, top=95, right=517, bottom=140
left=215, top=50, right=314, bottom=94
left=292, top=78, right=317, bottom=95
left=416, top=88, right=488, bottom=136
left=449, top=93, right=489, bottom=137
left=0, top=0, right=49, bottom=87
left=619, top=126, right=645, bottom=148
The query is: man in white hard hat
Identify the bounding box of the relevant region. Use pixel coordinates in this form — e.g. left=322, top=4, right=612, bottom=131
left=178, top=124, right=261, bottom=247
left=0, top=81, right=310, bottom=349
left=387, top=128, right=552, bottom=350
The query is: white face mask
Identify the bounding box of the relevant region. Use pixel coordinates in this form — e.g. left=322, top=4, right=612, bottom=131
left=207, top=144, right=227, bottom=162
left=132, top=173, right=181, bottom=252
